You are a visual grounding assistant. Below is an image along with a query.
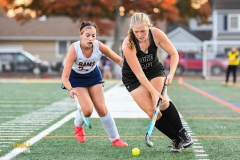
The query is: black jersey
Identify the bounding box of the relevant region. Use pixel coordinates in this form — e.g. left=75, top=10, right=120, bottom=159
left=122, top=29, right=165, bottom=87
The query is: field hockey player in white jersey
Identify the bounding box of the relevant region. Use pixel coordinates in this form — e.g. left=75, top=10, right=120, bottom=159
left=61, top=21, right=128, bottom=147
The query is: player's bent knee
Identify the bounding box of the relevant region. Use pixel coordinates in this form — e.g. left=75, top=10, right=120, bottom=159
left=83, top=108, right=93, bottom=117
left=96, top=109, right=108, bottom=117
left=160, top=101, right=170, bottom=110
left=84, top=111, right=92, bottom=117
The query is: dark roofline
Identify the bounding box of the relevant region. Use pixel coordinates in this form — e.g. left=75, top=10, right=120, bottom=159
left=213, top=0, right=240, bottom=9
left=183, top=27, right=212, bottom=41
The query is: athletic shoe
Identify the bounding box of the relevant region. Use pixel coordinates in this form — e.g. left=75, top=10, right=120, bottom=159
left=178, top=128, right=194, bottom=148
left=112, top=139, right=128, bottom=147
left=170, top=139, right=184, bottom=152
left=74, top=126, right=86, bottom=143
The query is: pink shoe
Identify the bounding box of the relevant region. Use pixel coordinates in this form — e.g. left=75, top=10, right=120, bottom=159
left=74, top=126, right=86, bottom=143
left=112, top=139, right=128, bottom=147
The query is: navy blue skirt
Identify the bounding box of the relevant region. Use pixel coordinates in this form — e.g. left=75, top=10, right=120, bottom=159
left=61, top=67, right=103, bottom=89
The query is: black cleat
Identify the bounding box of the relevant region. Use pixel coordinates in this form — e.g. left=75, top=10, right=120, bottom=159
left=170, top=139, right=184, bottom=152
left=179, top=128, right=194, bottom=148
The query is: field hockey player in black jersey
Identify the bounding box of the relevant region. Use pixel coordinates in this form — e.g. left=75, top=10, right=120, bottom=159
left=121, top=12, right=193, bottom=152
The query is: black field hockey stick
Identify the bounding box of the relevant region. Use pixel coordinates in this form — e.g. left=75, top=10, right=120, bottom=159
left=145, top=77, right=167, bottom=147
left=73, top=94, right=92, bottom=129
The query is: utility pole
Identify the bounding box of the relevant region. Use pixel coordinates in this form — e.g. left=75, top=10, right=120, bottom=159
left=112, top=0, right=122, bottom=55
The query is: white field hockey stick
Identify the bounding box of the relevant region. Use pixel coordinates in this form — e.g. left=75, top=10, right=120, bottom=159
left=73, top=94, right=92, bottom=129
left=145, top=77, right=167, bottom=147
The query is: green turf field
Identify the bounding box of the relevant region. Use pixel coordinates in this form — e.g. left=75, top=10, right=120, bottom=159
left=0, top=78, right=239, bottom=160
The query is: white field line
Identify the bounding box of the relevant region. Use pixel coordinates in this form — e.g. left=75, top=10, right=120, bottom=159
left=0, top=124, right=46, bottom=126
left=0, top=133, right=30, bottom=136
left=8, top=123, right=49, bottom=125
left=0, top=105, right=46, bottom=108
left=168, top=97, right=209, bottom=160
left=0, top=111, right=75, bottom=160
left=0, top=131, right=34, bottom=133
left=7, top=120, right=53, bottom=122
left=0, top=82, right=120, bottom=159
left=97, top=83, right=210, bottom=160
left=0, top=126, right=41, bottom=128
left=0, top=96, right=76, bottom=157
left=0, top=139, right=21, bottom=141
left=0, top=128, right=40, bottom=131
left=0, top=81, right=208, bottom=160
left=17, top=120, right=53, bottom=122
left=4, top=123, right=48, bottom=125
left=180, top=118, right=209, bottom=160
left=0, top=117, right=58, bottom=121
left=0, top=136, right=25, bottom=138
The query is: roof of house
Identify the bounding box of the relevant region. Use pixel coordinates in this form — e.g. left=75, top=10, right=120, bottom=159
left=167, top=27, right=203, bottom=43
left=213, top=0, right=240, bottom=9
left=183, top=28, right=212, bottom=41
left=0, top=15, right=168, bottom=41
left=0, top=16, right=80, bottom=37
left=0, top=15, right=130, bottom=40
left=168, top=25, right=212, bottom=41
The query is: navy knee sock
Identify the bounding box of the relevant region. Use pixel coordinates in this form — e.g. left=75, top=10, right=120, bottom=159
left=154, top=116, right=180, bottom=141
left=161, top=101, right=183, bottom=133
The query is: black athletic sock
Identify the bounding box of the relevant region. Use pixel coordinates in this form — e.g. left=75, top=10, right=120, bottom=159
left=154, top=116, right=180, bottom=141
left=161, top=101, right=183, bottom=133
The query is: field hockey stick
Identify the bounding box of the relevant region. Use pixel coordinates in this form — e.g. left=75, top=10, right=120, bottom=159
left=145, top=77, right=167, bottom=147
left=73, top=94, right=92, bottom=129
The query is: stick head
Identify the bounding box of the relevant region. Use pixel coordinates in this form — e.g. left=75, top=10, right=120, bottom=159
left=74, top=94, right=92, bottom=129
left=145, top=133, right=153, bottom=147
left=83, top=117, right=92, bottom=129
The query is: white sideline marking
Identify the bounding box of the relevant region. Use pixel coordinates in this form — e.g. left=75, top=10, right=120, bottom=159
left=0, top=128, right=39, bottom=131
left=0, top=131, right=34, bottom=133
left=0, top=136, right=25, bottom=138
left=0, top=139, right=20, bottom=141
left=0, top=81, right=210, bottom=159
left=195, top=150, right=205, bottom=153
left=0, top=133, right=29, bottom=136
left=179, top=118, right=209, bottom=159
left=6, top=122, right=48, bottom=125
left=170, top=97, right=209, bottom=160
left=180, top=118, right=208, bottom=159
left=192, top=146, right=203, bottom=148
left=194, top=143, right=201, bottom=145
left=196, top=154, right=209, bottom=157
left=103, top=83, right=210, bottom=159
left=91, top=82, right=148, bottom=118
left=0, top=111, right=75, bottom=160
left=0, top=124, right=46, bottom=126
left=0, top=126, right=40, bottom=128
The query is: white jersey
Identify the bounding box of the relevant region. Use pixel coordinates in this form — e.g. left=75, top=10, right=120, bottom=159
left=72, top=40, right=102, bottom=74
